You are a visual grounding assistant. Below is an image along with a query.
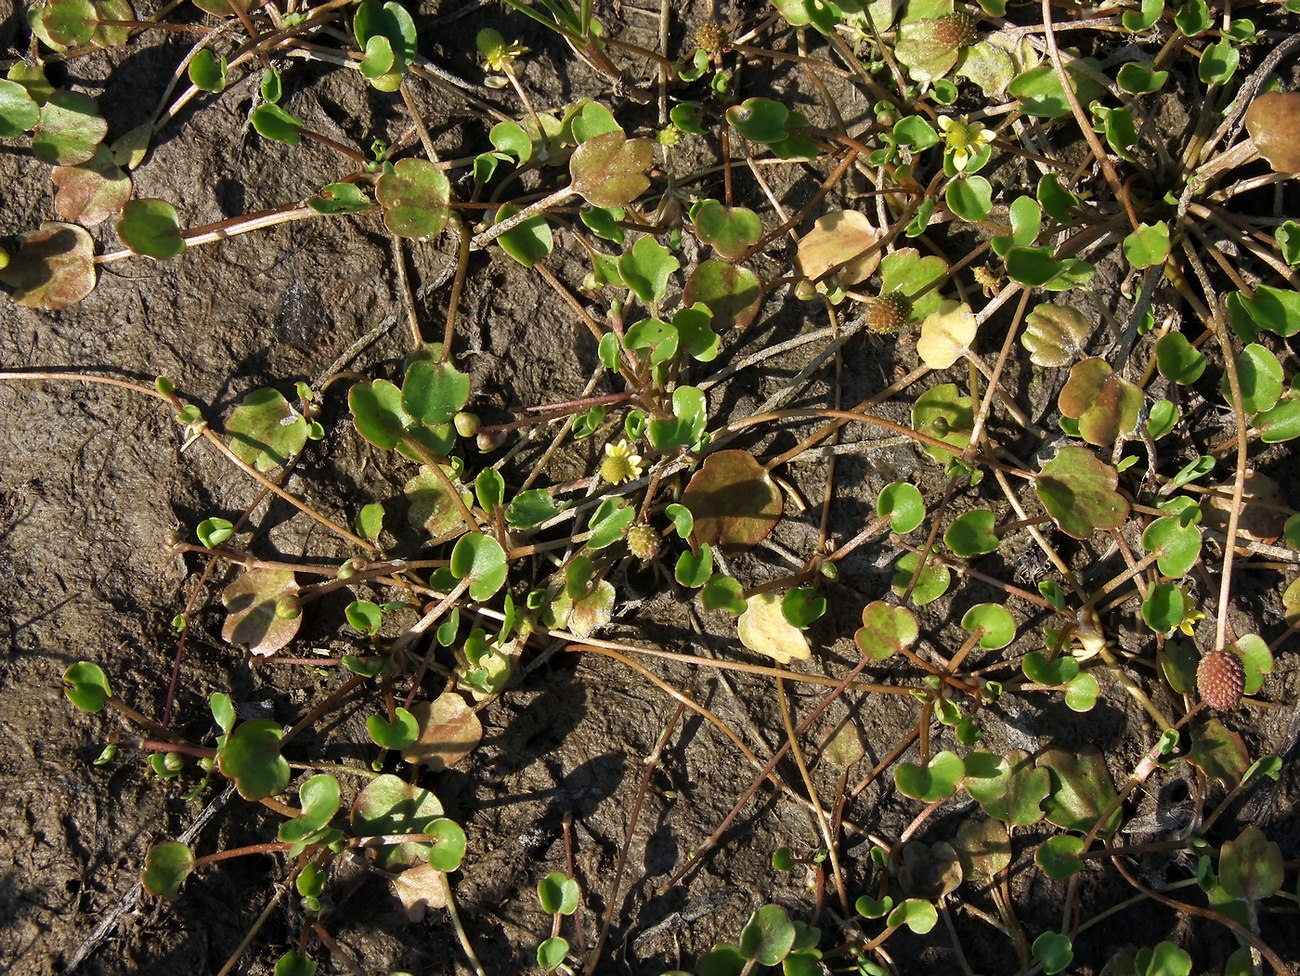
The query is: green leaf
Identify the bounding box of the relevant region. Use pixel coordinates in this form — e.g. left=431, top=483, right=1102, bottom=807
left=450, top=533, right=507, bottom=601
left=1226, top=344, right=1283, bottom=413
left=683, top=259, right=762, bottom=331
left=1036, top=446, right=1129, bottom=539
left=350, top=774, right=444, bottom=869
left=1234, top=634, right=1272, bottom=695
left=781, top=587, right=826, bottom=628
left=537, top=937, right=569, bottom=971
left=273, top=952, right=318, bottom=976
left=1155, top=331, right=1206, bottom=384
left=346, top=599, right=383, bottom=635
left=210, top=692, right=236, bottom=733
left=308, top=182, right=374, bottom=215
left=694, top=200, right=763, bottom=259
left=116, top=198, right=186, bottom=260
left=1032, top=932, right=1073, bottom=974
left=945, top=509, right=999, bottom=557
left=1036, top=834, right=1085, bottom=879
left=895, top=751, right=964, bottom=802
left=356, top=502, right=385, bottom=541
left=619, top=235, right=679, bottom=304
left=1117, top=61, right=1168, bottom=94
left=1008, top=61, right=1105, bottom=117
left=665, top=503, right=694, bottom=539
left=878, top=482, right=925, bottom=533
left=63, top=661, right=111, bottom=712
left=278, top=774, right=341, bottom=842
left=506, top=489, right=568, bottom=529
left=1005, top=245, right=1094, bottom=290
left=197, top=517, right=234, bottom=548
left=1254, top=398, right=1300, bottom=443
left=1141, top=516, right=1202, bottom=577
left=855, top=600, right=919, bottom=659
left=675, top=543, right=713, bottom=587
left=188, top=48, right=228, bottom=92
left=887, top=898, right=938, bottom=934
left=1142, top=581, right=1184, bottom=633
left=1122, top=221, right=1170, bottom=269
left=1037, top=173, right=1078, bottom=223
left=0, top=78, right=40, bottom=137
left=1229, top=285, right=1300, bottom=339
left=739, top=904, right=797, bottom=965
left=251, top=103, right=303, bottom=145
left=218, top=719, right=291, bottom=800
left=493, top=202, right=553, bottom=268
left=538, top=872, right=581, bottom=915
left=1199, top=39, right=1239, bottom=84
left=376, top=158, right=451, bottom=241
left=1040, top=744, right=1121, bottom=834
left=890, top=551, right=951, bottom=606
left=142, top=842, right=195, bottom=901
left=960, top=604, right=1015, bottom=649
left=424, top=817, right=467, bottom=870
left=701, top=574, right=746, bottom=615
left=945, top=175, right=993, bottom=222
left=726, top=97, right=790, bottom=143
left=260, top=66, right=282, bottom=103
left=402, top=354, right=470, bottom=426
left=586, top=497, right=635, bottom=550
left=226, top=387, right=308, bottom=471
left=353, top=0, right=417, bottom=66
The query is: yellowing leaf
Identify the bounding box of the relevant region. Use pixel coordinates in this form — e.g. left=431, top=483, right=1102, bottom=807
left=737, top=592, right=810, bottom=665
left=916, top=300, right=977, bottom=369
left=796, top=210, right=880, bottom=287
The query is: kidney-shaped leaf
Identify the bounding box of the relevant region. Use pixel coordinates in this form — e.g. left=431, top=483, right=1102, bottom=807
left=116, top=198, right=186, bottom=260
left=682, top=450, right=783, bottom=554
left=142, top=842, right=195, bottom=901
left=737, top=592, right=811, bottom=665
left=221, top=568, right=301, bottom=656
left=377, top=158, right=451, bottom=240
left=854, top=600, right=918, bottom=659
left=218, top=719, right=291, bottom=800
left=0, top=221, right=97, bottom=309
left=351, top=773, right=444, bottom=870
left=52, top=145, right=131, bottom=226
left=1036, top=446, right=1129, bottom=539
left=401, top=692, right=483, bottom=771
left=570, top=131, right=653, bottom=208
left=227, top=387, right=308, bottom=471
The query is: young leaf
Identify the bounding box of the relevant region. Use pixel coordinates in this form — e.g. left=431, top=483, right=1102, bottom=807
left=64, top=661, right=112, bottom=713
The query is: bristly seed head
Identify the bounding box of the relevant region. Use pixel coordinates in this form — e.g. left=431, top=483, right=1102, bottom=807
left=626, top=523, right=661, bottom=561
left=695, top=22, right=726, bottom=54
left=1197, top=650, right=1244, bottom=710
left=866, top=291, right=913, bottom=334
left=934, top=11, right=978, bottom=49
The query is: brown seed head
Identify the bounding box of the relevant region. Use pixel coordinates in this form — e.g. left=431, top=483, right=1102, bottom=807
left=933, top=11, right=978, bottom=49
left=867, top=291, right=913, bottom=334
left=1197, top=650, right=1244, bottom=710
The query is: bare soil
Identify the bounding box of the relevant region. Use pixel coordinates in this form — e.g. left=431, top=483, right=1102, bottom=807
left=3, top=2, right=1300, bottom=975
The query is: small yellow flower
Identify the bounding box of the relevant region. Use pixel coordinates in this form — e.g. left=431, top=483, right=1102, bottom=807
left=1176, top=585, right=1205, bottom=636
left=937, top=116, right=995, bottom=171
left=600, top=439, right=644, bottom=484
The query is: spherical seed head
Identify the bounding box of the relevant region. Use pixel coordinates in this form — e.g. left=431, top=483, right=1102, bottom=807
left=934, top=11, right=978, bottom=49
left=695, top=22, right=725, bottom=54
left=627, top=523, right=661, bottom=561
left=1197, top=650, right=1244, bottom=710
left=867, top=291, right=913, bottom=334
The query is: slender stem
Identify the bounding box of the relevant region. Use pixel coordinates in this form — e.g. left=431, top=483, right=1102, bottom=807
left=470, top=186, right=574, bottom=251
